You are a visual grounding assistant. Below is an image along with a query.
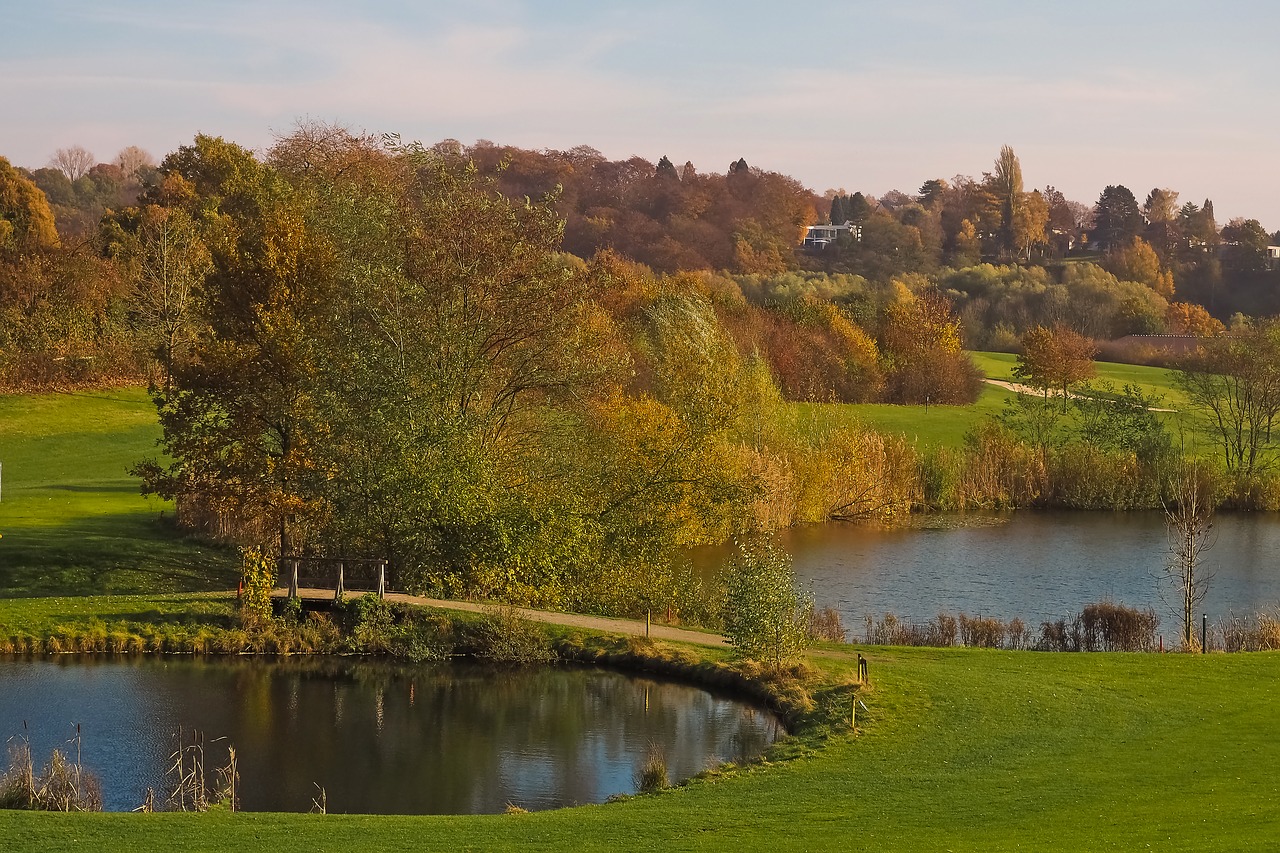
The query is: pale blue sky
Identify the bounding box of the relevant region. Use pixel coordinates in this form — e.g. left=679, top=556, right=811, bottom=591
left=3, top=1, right=1277, bottom=226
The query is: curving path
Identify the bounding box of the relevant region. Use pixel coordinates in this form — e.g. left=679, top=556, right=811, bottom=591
left=277, top=587, right=729, bottom=647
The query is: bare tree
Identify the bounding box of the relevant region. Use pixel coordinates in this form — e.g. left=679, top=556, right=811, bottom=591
left=1163, top=462, right=1216, bottom=649
left=128, top=206, right=210, bottom=393
left=114, top=146, right=156, bottom=181
left=49, top=145, right=96, bottom=181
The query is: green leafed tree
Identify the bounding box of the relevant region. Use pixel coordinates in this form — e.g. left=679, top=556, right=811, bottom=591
left=722, top=538, right=811, bottom=669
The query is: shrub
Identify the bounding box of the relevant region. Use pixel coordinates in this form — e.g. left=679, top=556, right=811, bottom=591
left=1077, top=600, right=1159, bottom=651
left=808, top=606, right=847, bottom=643
left=722, top=538, right=811, bottom=670
left=958, top=614, right=1005, bottom=648
left=460, top=606, right=554, bottom=664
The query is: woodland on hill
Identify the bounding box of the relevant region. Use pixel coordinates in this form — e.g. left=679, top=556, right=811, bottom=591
left=4, top=128, right=1280, bottom=613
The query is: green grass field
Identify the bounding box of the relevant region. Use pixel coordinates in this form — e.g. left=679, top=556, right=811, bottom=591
left=1, top=386, right=1277, bottom=849
left=1, top=646, right=1275, bottom=851
left=0, top=388, right=235, bottom=597
left=969, top=350, right=1191, bottom=409
left=812, top=352, right=1198, bottom=451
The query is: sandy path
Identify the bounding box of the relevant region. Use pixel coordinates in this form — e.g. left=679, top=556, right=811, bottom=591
left=279, top=587, right=729, bottom=647
left=983, top=378, right=1176, bottom=412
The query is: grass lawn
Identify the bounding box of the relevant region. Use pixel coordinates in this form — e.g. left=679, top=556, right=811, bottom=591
left=970, top=350, right=1191, bottom=410
left=0, top=645, right=1275, bottom=851
left=0, top=388, right=236, bottom=597
left=794, top=352, right=1202, bottom=451
left=793, top=383, right=1014, bottom=450
left=0, top=388, right=1276, bottom=850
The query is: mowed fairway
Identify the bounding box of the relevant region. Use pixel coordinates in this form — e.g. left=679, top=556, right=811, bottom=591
left=0, top=647, right=1276, bottom=851
left=0, top=388, right=235, bottom=596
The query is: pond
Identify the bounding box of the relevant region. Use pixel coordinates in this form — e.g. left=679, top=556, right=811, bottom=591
left=699, top=511, right=1280, bottom=631
left=0, top=657, right=781, bottom=814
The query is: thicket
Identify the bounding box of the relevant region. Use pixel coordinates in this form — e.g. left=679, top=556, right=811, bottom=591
left=863, top=600, right=1160, bottom=652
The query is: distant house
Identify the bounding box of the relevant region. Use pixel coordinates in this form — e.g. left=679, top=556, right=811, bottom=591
left=802, top=221, right=862, bottom=249
left=1268, top=246, right=1280, bottom=269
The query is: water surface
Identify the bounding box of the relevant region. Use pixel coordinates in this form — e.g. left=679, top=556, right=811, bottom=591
left=0, top=657, right=780, bottom=814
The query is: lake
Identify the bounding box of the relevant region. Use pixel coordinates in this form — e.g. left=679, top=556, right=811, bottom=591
left=0, top=657, right=780, bottom=814
left=774, top=511, right=1280, bottom=629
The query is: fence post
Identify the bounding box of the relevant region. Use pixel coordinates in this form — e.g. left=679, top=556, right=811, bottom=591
left=377, top=561, right=386, bottom=599
left=288, top=558, right=299, bottom=600
left=1202, top=613, right=1208, bottom=654
left=335, top=562, right=345, bottom=602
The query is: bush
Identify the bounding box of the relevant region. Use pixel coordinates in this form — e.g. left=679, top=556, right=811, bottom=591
left=459, top=606, right=554, bottom=664
left=722, top=538, right=811, bottom=670
left=1077, top=600, right=1159, bottom=651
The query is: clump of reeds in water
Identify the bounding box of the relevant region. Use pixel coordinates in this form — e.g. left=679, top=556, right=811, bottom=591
left=635, top=743, right=669, bottom=794
left=0, top=727, right=102, bottom=812
left=165, top=728, right=238, bottom=813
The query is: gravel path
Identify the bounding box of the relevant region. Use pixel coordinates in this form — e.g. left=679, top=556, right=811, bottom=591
left=280, top=587, right=729, bottom=647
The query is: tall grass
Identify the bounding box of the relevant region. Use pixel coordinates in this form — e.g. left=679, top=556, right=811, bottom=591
left=0, top=734, right=101, bottom=812
left=864, top=601, right=1161, bottom=652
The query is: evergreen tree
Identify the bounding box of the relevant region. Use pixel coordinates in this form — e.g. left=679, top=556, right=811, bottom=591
left=1092, top=185, right=1144, bottom=251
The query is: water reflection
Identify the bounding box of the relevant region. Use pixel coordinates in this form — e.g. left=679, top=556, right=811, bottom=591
left=0, top=657, right=780, bottom=814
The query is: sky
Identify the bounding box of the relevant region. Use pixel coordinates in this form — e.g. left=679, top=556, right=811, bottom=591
left=3, top=0, right=1278, bottom=226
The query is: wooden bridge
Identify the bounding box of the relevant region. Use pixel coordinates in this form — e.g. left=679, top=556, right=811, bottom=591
left=276, top=555, right=391, bottom=601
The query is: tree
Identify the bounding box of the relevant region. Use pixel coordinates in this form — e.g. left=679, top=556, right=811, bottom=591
left=1014, top=325, right=1097, bottom=409
left=1221, top=217, right=1271, bottom=275
left=1174, top=322, right=1280, bottom=475
left=1092, top=185, right=1144, bottom=251
left=131, top=135, right=330, bottom=557
left=1011, top=189, right=1049, bottom=261
left=721, top=538, right=811, bottom=670
left=1073, top=383, right=1172, bottom=464
left=1105, top=236, right=1174, bottom=298
left=114, top=146, right=156, bottom=182
left=0, top=157, right=60, bottom=250
left=1164, top=462, right=1216, bottom=649
left=1165, top=302, right=1224, bottom=337
left=49, top=146, right=95, bottom=182
left=114, top=205, right=211, bottom=392
left=880, top=287, right=981, bottom=404
left=988, top=145, right=1023, bottom=257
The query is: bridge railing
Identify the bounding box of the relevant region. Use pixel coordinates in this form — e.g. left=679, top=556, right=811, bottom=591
left=279, top=556, right=390, bottom=601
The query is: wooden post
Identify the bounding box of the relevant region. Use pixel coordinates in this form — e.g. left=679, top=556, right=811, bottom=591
left=646, top=609, right=651, bottom=639
left=288, top=558, right=299, bottom=600
left=335, top=562, right=345, bottom=602
left=377, top=561, right=386, bottom=599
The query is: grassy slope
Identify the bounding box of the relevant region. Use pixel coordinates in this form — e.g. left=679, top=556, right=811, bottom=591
left=0, top=388, right=235, bottom=597
left=1, top=647, right=1275, bottom=851
left=813, top=352, right=1196, bottom=451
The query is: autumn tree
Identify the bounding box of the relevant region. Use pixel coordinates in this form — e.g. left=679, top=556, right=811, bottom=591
left=0, top=157, right=60, bottom=250
left=114, top=146, right=156, bottom=182
left=1014, top=325, right=1097, bottom=408
left=1165, top=302, right=1224, bottom=337
left=1105, top=236, right=1174, bottom=298
left=987, top=145, right=1023, bottom=257
left=880, top=287, right=981, bottom=404
left=1011, top=188, right=1049, bottom=261
left=106, top=205, right=211, bottom=391
left=131, top=135, right=331, bottom=556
